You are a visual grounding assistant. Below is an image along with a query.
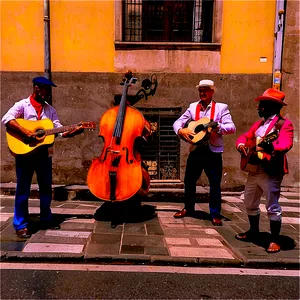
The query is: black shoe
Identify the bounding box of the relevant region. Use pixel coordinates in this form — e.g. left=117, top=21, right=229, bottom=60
left=40, top=222, right=61, bottom=230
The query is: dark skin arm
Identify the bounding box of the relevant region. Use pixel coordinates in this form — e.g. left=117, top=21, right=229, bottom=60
left=237, top=144, right=248, bottom=156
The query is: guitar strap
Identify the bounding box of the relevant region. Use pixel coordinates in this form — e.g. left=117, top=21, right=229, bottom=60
left=195, top=100, right=216, bottom=121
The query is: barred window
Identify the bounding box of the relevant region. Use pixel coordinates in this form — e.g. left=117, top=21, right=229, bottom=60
left=122, top=0, right=214, bottom=43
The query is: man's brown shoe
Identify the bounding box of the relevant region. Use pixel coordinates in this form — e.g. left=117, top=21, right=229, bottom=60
left=174, top=209, right=193, bottom=219
left=212, top=218, right=222, bottom=226
left=16, top=228, right=31, bottom=238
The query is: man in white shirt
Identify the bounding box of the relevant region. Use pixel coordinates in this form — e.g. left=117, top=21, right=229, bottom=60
left=173, top=79, right=236, bottom=226
left=2, top=77, right=83, bottom=238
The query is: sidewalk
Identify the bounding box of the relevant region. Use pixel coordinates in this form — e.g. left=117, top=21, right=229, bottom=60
left=0, top=188, right=299, bottom=269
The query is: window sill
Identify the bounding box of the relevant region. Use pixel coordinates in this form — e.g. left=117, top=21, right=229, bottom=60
left=115, top=42, right=221, bottom=51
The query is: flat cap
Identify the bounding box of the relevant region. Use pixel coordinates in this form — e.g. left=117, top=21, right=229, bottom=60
left=32, top=76, right=57, bottom=87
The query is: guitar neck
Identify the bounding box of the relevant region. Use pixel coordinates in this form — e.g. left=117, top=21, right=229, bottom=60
left=45, top=124, right=77, bottom=136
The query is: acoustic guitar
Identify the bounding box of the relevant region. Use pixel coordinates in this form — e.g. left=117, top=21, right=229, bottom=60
left=6, top=118, right=96, bottom=155
left=240, top=130, right=278, bottom=172
left=187, top=117, right=218, bottom=152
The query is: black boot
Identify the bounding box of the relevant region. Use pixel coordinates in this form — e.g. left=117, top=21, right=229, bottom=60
left=235, top=214, right=260, bottom=242
left=267, top=220, right=281, bottom=253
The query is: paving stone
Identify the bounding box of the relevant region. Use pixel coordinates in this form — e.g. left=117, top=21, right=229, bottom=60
left=222, top=204, right=241, bottom=213
left=165, top=238, right=191, bottom=245
left=121, top=245, right=144, bottom=254
left=161, top=228, right=208, bottom=236
left=85, top=243, right=120, bottom=256
left=124, top=223, right=146, bottom=235
left=90, top=233, right=121, bottom=244
left=145, top=224, right=164, bottom=235
left=159, top=217, right=184, bottom=224
left=157, top=211, right=175, bottom=217
left=55, top=203, right=80, bottom=209
left=195, top=238, right=224, bottom=247
left=0, top=220, right=11, bottom=232
left=29, top=207, right=40, bottom=214
left=145, top=247, right=169, bottom=256
left=60, top=222, right=94, bottom=231
left=0, top=207, right=14, bottom=213
left=281, top=192, right=299, bottom=198
left=204, top=228, right=220, bottom=235
left=94, top=221, right=123, bottom=234
left=281, top=206, right=300, bottom=212
left=122, top=235, right=165, bottom=247
left=23, top=243, right=84, bottom=253
left=63, top=218, right=95, bottom=224
left=168, top=246, right=234, bottom=259
left=162, top=224, right=185, bottom=228
left=45, top=230, right=91, bottom=239
left=0, top=215, right=12, bottom=222
left=29, top=233, right=88, bottom=244
left=222, top=196, right=243, bottom=203
left=59, top=209, right=96, bottom=215
left=0, top=241, right=26, bottom=251
left=282, top=217, right=300, bottom=224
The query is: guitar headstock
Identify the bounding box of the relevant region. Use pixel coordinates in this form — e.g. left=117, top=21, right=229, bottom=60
left=78, top=122, right=96, bottom=130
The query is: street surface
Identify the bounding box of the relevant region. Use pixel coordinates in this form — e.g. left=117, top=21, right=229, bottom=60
left=1, top=263, right=299, bottom=299
left=1, top=192, right=299, bottom=267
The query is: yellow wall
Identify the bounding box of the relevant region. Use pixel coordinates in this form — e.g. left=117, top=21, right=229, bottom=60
left=220, top=0, right=276, bottom=73
left=0, top=0, right=115, bottom=72
left=1, top=1, right=44, bottom=71
left=1, top=0, right=276, bottom=74
left=51, top=0, right=114, bottom=72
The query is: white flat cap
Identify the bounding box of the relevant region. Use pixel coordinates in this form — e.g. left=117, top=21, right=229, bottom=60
left=196, top=79, right=214, bottom=89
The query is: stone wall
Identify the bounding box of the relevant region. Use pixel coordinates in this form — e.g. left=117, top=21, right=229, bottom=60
left=1, top=72, right=298, bottom=189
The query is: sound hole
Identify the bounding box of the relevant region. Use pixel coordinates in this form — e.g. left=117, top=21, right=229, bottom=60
left=194, top=124, right=204, bottom=133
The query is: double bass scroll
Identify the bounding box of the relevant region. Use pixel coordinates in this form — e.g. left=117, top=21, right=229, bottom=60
left=87, top=71, right=155, bottom=202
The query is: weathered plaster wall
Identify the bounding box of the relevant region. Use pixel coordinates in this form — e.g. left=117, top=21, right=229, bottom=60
left=1, top=72, right=298, bottom=189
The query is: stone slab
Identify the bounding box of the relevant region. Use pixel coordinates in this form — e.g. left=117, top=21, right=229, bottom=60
left=168, top=246, right=235, bottom=259
left=23, top=243, right=84, bottom=253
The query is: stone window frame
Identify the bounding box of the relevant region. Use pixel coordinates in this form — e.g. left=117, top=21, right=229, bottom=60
left=114, top=0, right=223, bottom=51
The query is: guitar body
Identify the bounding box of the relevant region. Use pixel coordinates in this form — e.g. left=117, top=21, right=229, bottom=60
left=240, top=131, right=279, bottom=172
left=6, top=119, right=55, bottom=155
left=187, top=117, right=211, bottom=144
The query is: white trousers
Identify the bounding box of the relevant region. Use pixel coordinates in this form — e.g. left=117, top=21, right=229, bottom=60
left=244, top=169, right=283, bottom=221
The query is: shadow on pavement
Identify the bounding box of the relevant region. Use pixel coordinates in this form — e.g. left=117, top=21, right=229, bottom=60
left=250, top=232, right=296, bottom=252
left=27, top=213, right=94, bottom=234
left=93, top=198, right=156, bottom=228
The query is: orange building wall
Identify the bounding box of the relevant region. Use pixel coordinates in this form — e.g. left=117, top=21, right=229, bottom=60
left=220, top=0, right=276, bottom=73
left=1, top=0, right=276, bottom=74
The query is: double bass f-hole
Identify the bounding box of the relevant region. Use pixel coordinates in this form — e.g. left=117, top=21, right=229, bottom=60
left=87, top=70, right=154, bottom=202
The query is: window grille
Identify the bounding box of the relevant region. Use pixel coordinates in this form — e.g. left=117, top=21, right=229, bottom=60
left=137, top=107, right=181, bottom=180
left=122, top=0, right=214, bottom=43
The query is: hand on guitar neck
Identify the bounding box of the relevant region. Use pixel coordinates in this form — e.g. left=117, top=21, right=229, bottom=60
left=62, top=121, right=85, bottom=138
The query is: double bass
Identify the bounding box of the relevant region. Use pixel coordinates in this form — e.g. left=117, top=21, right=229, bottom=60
left=87, top=71, right=152, bottom=201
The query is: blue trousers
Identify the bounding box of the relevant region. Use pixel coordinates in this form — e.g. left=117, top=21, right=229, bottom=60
left=14, top=149, right=53, bottom=230
left=184, top=144, right=223, bottom=218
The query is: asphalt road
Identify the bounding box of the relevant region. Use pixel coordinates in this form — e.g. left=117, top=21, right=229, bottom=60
left=1, top=264, right=299, bottom=299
